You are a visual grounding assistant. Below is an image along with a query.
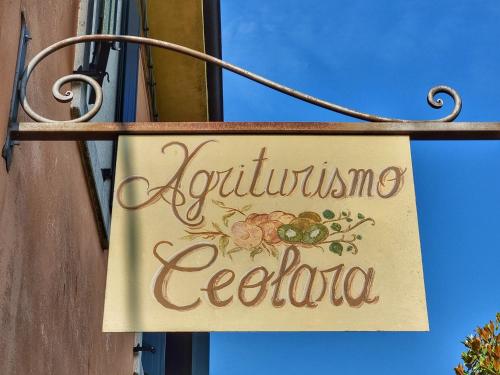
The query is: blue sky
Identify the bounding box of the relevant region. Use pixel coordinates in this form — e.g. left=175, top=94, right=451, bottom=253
left=210, top=1, right=500, bottom=374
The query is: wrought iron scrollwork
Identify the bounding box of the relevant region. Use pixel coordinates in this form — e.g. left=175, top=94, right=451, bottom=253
left=20, top=34, right=462, bottom=123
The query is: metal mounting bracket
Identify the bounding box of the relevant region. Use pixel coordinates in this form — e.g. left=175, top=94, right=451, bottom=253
left=74, top=40, right=112, bottom=104
left=133, top=343, right=156, bottom=353
left=2, top=13, right=30, bottom=171
left=17, top=34, right=463, bottom=125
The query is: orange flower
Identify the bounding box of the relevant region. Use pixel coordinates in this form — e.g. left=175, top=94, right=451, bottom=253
left=259, top=220, right=282, bottom=244
left=246, top=213, right=270, bottom=226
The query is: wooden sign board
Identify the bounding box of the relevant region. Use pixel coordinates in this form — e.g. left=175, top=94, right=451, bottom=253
left=103, top=135, right=428, bottom=332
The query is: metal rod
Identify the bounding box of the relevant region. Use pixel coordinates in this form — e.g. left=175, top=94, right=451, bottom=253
left=12, top=122, right=500, bottom=141
left=20, top=34, right=462, bottom=123
left=2, top=13, right=30, bottom=170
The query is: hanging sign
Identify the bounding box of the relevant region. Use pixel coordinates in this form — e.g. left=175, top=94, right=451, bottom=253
left=103, top=135, right=428, bottom=332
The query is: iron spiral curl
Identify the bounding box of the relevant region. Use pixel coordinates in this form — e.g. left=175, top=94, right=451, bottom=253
left=20, top=34, right=462, bottom=123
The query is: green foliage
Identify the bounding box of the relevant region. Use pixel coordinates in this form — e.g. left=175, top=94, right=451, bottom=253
left=329, top=242, right=343, bottom=255
left=322, top=209, right=335, bottom=219
left=455, top=313, right=500, bottom=375
left=218, top=236, right=229, bottom=254
left=330, top=222, right=342, bottom=232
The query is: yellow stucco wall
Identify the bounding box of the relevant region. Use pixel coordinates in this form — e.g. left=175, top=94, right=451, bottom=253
left=148, top=0, right=209, bottom=121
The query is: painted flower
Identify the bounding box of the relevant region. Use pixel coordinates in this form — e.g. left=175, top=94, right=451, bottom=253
left=243, top=211, right=297, bottom=245
left=258, top=220, right=283, bottom=244
left=189, top=203, right=373, bottom=259
left=231, top=221, right=263, bottom=248
left=268, top=210, right=295, bottom=224
left=246, top=213, right=270, bottom=226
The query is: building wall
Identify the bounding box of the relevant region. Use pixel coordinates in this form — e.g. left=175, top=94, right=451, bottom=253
left=0, top=1, right=147, bottom=374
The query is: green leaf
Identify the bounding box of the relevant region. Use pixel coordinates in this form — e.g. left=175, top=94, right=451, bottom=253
left=268, top=244, right=279, bottom=258
left=329, top=242, right=343, bottom=255
left=356, top=234, right=362, bottom=240
left=218, top=236, right=229, bottom=255
left=347, top=246, right=353, bottom=251
left=222, top=211, right=236, bottom=226
left=212, top=199, right=225, bottom=208
left=227, top=247, right=244, bottom=255
left=330, top=222, right=342, bottom=232
left=342, top=211, right=347, bottom=216
left=241, top=204, right=252, bottom=211
left=227, top=247, right=245, bottom=259
left=182, top=234, right=200, bottom=240
left=323, top=209, right=335, bottom=219
left=250, top=247, right=263, bottom=260
left=346, top=218, right=353, bottom=222
left=357, top=213, right=365, bottom=219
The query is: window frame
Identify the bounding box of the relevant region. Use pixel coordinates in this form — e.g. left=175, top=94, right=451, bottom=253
left=71, top=0, right=126, bottom=248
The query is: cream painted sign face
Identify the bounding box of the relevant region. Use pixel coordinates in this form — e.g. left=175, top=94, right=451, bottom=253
left=103, top=135, right=428, bottom=332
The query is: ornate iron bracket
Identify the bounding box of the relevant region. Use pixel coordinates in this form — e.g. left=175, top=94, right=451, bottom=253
left=3, top=33, right=465, bottom=169
left=18, top=34, right=462, bottom=124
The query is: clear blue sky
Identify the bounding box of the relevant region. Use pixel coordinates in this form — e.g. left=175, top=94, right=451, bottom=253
left=210, top=1, right=500, bottom=374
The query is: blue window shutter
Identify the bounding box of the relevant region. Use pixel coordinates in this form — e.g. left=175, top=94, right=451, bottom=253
left=117, top=0, right=140, bottom=122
